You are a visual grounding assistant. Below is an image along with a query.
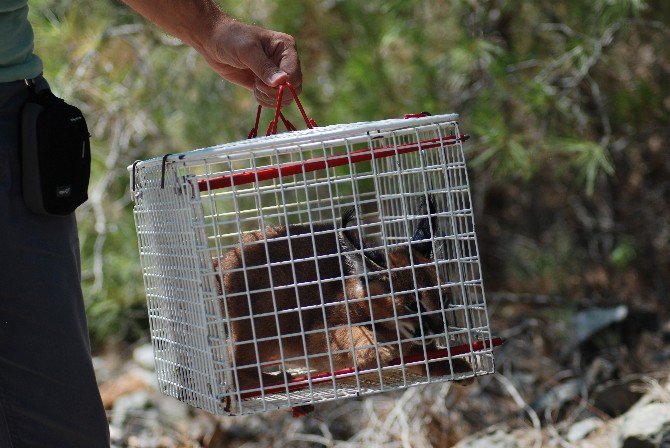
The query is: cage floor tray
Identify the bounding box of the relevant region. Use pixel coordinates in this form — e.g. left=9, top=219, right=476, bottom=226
left=239, top=337, right=503, bottom=400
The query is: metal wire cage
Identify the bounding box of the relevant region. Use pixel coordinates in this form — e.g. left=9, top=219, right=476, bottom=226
left=129, top=110, right=497, bottom=416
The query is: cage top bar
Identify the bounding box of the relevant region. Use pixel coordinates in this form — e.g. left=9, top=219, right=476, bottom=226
left=127, top=113, right=459, bottom=172
left=198, top=133, right=468, bottom=191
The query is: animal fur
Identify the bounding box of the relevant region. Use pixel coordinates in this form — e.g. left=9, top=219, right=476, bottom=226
left=215, top=196, right=473, bottom=391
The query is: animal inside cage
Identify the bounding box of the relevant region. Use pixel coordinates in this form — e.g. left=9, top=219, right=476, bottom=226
left=130, top=110, right=499, bottom=416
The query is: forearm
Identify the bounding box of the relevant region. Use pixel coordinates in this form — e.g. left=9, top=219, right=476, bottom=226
left=120, top=0, right=230, bottom=54
left=120, top=0, right=302, bottom=106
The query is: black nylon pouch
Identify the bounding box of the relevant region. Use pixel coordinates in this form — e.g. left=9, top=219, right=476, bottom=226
left=21, top=79, right=91, bottom=216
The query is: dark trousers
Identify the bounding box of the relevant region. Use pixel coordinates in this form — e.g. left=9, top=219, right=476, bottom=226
left=0, top=79, right=109, bottom=447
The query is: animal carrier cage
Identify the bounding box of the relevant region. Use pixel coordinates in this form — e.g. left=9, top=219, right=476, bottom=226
left=130, top=84, right=500, bottom=416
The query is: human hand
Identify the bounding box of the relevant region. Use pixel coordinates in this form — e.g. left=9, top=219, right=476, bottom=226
left=120, top=0, right=301, bottom=107
left=201, top=19, right=302, bottom=107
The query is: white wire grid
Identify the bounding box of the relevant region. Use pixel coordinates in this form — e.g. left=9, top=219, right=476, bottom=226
left=130, top=113, right=494, bottom=416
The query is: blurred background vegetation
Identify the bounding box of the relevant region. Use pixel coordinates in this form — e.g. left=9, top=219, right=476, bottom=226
left=28, top=0, right=669, bottom=347
left=26, top=1, right=670, bottom=445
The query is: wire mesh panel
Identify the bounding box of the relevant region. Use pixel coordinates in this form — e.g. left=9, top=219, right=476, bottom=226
left=130, top=113, right=497, bottom=416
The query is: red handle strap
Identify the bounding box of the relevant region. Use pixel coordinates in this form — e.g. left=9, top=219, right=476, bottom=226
left=247, top=82, right=317, bottom=139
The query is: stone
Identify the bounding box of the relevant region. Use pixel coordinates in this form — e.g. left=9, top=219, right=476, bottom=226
left=617, top=403, right=670, bottom=448
left=567, top=418, right=601, bottom=442
left=133, top=343, right=157, bottom=371
left=593, top=379, right=645, bottom=417
left=573, top=305, right=628, bottom=345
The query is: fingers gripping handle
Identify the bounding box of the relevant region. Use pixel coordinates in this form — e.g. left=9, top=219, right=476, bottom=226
left=247, top=82, right=317, bottom=139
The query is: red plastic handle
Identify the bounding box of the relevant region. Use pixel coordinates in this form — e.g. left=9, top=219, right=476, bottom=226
left=248, top=82, right=318, bottom=138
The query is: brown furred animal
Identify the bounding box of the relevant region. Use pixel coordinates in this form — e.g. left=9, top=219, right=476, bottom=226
left=215, top=197, right=473, bottom=392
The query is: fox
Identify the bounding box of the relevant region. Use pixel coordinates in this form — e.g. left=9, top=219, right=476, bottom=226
left=215, top=196, right=473, bottom=392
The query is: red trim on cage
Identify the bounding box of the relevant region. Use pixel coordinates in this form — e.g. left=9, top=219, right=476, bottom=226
left=403, top=112, right=431, bottom=119
left=239, top=337, right=503, bottom=400
left=198, top=133, right=469, bottom=192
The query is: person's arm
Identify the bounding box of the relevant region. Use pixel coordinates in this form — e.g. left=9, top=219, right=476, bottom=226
left=121, top=0, right=301, bottom=106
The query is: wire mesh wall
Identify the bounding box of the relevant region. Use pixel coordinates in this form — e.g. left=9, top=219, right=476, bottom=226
left=131, top=114, right=497, bottom=416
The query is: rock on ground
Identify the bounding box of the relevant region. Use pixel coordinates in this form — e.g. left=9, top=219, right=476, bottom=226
left=617, top=403, right=670, bottom=448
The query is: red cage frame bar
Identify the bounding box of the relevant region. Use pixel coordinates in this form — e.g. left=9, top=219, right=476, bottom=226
left=239, top=337, right=503, bottom=400
left=198, top=133, right=469, bottom=192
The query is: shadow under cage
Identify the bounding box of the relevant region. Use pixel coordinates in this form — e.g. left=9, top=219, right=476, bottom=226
left=130, top=113, right=500, bottom=416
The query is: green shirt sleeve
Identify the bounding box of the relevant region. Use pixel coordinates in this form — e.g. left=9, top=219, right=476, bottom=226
left=0, top=2, right=43, bottom=82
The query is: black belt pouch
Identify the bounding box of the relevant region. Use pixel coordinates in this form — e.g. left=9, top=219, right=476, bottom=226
left=21, top=79, right=91, bottom=216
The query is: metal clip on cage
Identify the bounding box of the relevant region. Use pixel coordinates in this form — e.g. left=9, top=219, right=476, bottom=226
left=129, top=83, right=501, bottom=416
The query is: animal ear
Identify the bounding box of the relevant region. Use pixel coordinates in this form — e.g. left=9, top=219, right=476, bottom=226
left=411, top=194, right=438, bottom=259
left=341, top=207, right=356, bottom=229
left=340, top=208, right=386, bottom=273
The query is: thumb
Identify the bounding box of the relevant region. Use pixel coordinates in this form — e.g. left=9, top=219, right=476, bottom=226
left=241, top=47, right=288, bottom=87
